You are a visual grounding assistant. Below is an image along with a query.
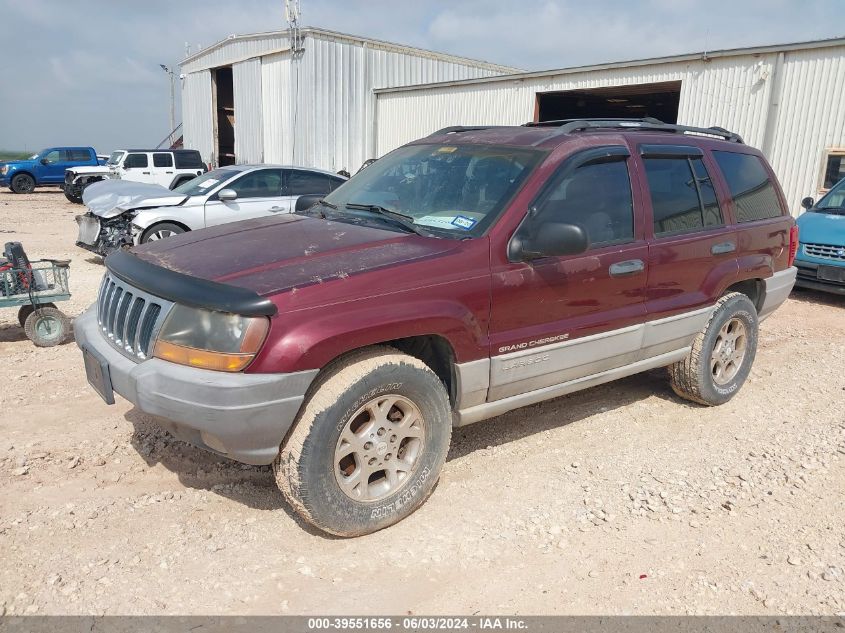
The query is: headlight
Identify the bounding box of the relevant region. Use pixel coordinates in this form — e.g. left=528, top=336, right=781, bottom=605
left=0, top=166, right=8, bottom=176
left=152, top=304, right=270, bottom=372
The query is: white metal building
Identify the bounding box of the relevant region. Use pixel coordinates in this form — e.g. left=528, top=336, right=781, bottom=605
left=180, top=27, right=518, bottom=173
left=374, top=38, right=845, bottom=214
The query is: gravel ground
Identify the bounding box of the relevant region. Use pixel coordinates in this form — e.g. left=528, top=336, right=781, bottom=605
left=0, top=189, right=844, bottom=616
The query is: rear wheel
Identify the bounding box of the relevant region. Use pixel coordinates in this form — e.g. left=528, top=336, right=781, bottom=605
left=24, top=306, right=70, bottom=347
left=140, top=222, right=186, bottom=244
left=10, top=173, right=35, bottom=194
left=275, top=347, right=452, bottom=536
left=668, top=292, right=758, bottom=406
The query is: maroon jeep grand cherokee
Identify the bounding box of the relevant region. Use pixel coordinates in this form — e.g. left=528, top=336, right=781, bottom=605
left=76, top=119, right=798, bottom=536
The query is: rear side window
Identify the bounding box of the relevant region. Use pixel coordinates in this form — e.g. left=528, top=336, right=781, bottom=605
left=644, top=157, right=723, bottom=236
left=153, top=153, right=173, bottom=168
left=174, top=151, right=204, bottom=169
left=712, top=151, right=783, bottom=222
left=68, top=149, right=91, bottom=161
left=124, top=153, right=148, bottom=168
left=288, top=171, right=340, bottom=196
left=535, top=158, right=634, bottom=247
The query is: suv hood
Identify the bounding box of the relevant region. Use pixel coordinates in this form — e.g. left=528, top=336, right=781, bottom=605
left=797, top=209, right=845, bottom=245
left=69, top=165, right=110, bottom=176
left=131, top=214, right=460, bottom=296
left=83, top=179, right=188, bottom=218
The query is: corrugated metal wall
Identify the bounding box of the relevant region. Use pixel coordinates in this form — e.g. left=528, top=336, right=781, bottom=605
left=233, top=58, right=264, bottom=163
left=261, top=51, right=293, bottom=164
left=181, top=70, right=214, bottom=164
left=182, top=33, right=291, bottom=74
left=375, top=45, right=845, bottom=213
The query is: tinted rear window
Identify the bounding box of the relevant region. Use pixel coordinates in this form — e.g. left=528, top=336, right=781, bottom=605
left=174, top=151, right=204, bottom=169
left=712, top=151, right=783, bottom=222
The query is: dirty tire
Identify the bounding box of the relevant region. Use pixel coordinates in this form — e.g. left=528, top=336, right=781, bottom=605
left=10, top=173, right=35, bottom=194
left=18, top=302, right=56, bottom=328
left=140, top=222, right=186, bottom=244
left=64, top=190, right=83, bottom=204
left=24, top=306, right=70, bottom=347
left=275, top=346, right=451, bottom=537
left=669, top=292, right=758, bottom=406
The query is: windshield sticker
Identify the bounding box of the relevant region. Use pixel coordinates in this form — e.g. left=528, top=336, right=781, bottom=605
left=196, top=178, right=219, bottom=189
left=436, top=146, right=458, bottom=153
left=451, top=215, right=477, bottom=230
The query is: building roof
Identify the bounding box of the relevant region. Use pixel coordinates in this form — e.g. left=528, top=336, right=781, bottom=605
left=374, top=36, right=845, bottom=94
left=181, top=26, right=521, bottom=74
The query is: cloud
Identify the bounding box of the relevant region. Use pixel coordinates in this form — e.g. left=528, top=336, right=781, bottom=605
left=0, top=0, right=842, bottom=152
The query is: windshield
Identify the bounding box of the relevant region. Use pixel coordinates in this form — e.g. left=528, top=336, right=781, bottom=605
left=107, top=151, right=125, bottom=166
left=172, top=168, right=240, bottom=196
left=322, top=144, right=543, bottom=236
left=813, top=177, right=845, bottom=211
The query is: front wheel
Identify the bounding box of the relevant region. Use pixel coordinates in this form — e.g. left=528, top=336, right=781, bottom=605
left=24, top=306, right=71, bottom=347
left=668, top=292, right=759, bottom=406
left=140, top=222, right=186, bottom=244
left=10, top=173, right=35, bottom=194
left=275, top=347, right=452, bottom=536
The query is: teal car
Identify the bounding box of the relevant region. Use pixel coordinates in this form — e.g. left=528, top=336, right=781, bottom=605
left=794, top=177, right=845, bottom=295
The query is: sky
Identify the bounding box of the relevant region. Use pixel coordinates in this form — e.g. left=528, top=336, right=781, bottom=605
left=0, top=0, right=843, bottom=153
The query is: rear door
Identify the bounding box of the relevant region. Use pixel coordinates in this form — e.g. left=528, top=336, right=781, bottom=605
left=488, top=145, right=649, bottom=401
left=151, top=152, right=176, bottom=187
left=637, top=145, right=737, bottom=326
left=203, top=168, right=285, bottom=227
left=284, top=169, right=345, bottom=212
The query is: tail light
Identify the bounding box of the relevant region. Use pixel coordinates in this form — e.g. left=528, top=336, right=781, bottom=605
left=788, top=224, right=799, bottom=267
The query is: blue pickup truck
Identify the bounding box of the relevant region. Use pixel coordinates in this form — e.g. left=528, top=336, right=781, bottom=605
left=0, top=147, right=103, bottom=194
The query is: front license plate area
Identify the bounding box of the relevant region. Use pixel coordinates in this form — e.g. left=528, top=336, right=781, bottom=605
left=817, top=265, right=845, bottom=283
left=82, top=344, right=115, bottom=405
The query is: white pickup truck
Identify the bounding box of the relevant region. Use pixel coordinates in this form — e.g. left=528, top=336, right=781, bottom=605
left=63, top=149, right=207, bottom=203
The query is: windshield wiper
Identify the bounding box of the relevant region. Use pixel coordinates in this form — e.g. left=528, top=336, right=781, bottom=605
left=344, top=203, right=434, bottom=237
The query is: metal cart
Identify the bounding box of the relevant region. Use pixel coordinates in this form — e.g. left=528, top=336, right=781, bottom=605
left=1, top=259, right=72, bottom=347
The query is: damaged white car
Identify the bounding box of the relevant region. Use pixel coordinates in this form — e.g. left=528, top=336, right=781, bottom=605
left=75, top=165, right=347, bottom=256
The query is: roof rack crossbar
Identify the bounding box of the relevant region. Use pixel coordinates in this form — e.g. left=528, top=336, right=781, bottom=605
left=523, top=117, right=663, bottom=128
left=528, top=118, right=743, bottom=143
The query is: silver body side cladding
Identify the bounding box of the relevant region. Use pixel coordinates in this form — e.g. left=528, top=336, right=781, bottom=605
left=454, top=348, right=690, bottom=427
left=758, top=266, right=797, bottom=321
left=452, top=305, right=714, bottom=427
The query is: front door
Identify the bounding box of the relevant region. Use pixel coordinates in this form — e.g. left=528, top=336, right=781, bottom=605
left=203, top=168, right=285, bottom=227
left=120, top=153, right=157, bottom=184
left=488, top=146, right=649, bottom=401
left=36, top=149, right=72, bottom=184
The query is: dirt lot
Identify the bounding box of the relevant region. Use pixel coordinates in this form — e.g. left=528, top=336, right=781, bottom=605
left=0, top=189, right=843, bottom=616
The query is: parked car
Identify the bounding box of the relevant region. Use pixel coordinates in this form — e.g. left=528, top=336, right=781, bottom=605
left=63, top=148, right=207, bottom=204
left=75, top=165, right=347, bottom=255
left=0, top=147, right=102, bottom=194
left=75, top=118, right=797, bottom=536
left=794, top=176, right=845, bottom=294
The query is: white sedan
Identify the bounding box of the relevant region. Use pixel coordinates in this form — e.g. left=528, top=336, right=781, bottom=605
left=75, top=165, right=346, bottom=255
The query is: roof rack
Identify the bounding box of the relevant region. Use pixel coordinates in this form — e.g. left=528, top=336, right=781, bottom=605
left=430, top=125, right=500, bottom=135
left=523, top=118, right=744, bottom=144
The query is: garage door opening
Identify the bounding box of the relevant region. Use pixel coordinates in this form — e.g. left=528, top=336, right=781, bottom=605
left=213, top=66, right=235, bottom=166
left=536, top=81, right=681, bottom=124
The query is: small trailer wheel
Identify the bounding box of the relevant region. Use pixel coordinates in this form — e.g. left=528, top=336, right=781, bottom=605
left=24, top=306, right=70, bottom=347
left=17, top=303, right=56, bottom=328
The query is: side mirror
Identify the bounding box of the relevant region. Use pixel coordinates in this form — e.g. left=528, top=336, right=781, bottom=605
left=295, top=194, right=321, bottom=212
left=801, top=196, right=815, bottom=210
left=40, top=158, right=49, bottom=165
left=218, top=188, right=238, bottom=202
left=511, top=222, right=589, bottom=261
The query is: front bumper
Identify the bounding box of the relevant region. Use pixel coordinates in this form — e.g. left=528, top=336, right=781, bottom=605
left=74, top=307, right=317, bottom=465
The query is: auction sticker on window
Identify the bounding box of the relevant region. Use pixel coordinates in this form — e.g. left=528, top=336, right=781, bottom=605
left=450, top=215, right=477, bottom=230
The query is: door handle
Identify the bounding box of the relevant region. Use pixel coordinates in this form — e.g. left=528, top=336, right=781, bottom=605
left=269, top=206, right=285, bottom=212
left=711, top=241, right=736, bottom=255
left=142, top=171, right=151, bottom=175
left=165, top=171, right=173, bottom=174
left=609, top=259, right=645, bottom=277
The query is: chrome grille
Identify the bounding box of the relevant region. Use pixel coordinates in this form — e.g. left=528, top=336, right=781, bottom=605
left=804, top=243, right=845, bottom=261
left=96, top=273, right=173, bottom=360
